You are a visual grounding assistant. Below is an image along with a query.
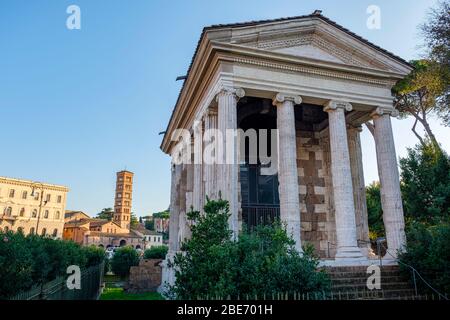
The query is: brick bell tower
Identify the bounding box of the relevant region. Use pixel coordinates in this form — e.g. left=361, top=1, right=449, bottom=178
left=114, top=170, right=134, bottom=230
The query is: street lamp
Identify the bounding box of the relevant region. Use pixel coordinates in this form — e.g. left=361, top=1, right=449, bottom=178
left=30, top=182, right=48, bottom=236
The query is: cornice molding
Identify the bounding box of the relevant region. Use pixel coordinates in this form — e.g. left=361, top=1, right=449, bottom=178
left=0, top=178, right=69, bottom=192
left=230, top=55, right=393, bottom=87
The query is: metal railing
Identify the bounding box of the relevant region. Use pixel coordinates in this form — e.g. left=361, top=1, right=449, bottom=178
left=241, top=205, right=280, bottom=231
left=378, top=240, right=448, bottom=300
left=9, top=262, right=105, bottom=300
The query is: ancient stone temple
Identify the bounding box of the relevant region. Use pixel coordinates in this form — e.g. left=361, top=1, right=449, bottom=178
left=159, top=12, right=412, bottom=288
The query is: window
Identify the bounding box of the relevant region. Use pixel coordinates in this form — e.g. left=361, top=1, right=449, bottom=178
left=5, top=207, right=12, bottom=216
left=34, top=192, right=39, bottom=200
left=44, top=210, right=49, bottom=219
left=54, top=211, right=60, bottom=219
left=19, top=208, right=25, bottom=217
left=41, top=228, right=47, bottom=236
left=57, top=195, right=62, bottom=203
left=125, top=184, right=131, bottom=191
left=46, top=194, right=51, bottom=202
left=29, top=227, right=35, bottom=235
left=117, top=193, right=122, bottom=198
left=126, top=177, right=131, bottom=182
left=22, top=191, right=27, bottom=199
left=4, top=226, right=9, bottom=232
left=9, top=189, right=15, bottom=198
left=17, top=227, right=23, bottom=234
left=52, top=229, right=58, bottom=237
left=32, top=209, right=37, bottom=218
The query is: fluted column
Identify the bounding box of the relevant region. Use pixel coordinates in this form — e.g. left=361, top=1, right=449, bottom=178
left=216, top=87, right=245, bottom=239
left=324, top=100, right=364, bottom=261
left=203, top=108, right=218, bottom=200
left=273, top=93, right=302, bottom=252
left=347, top=126, right=370, bottom=256
left=168, top=161, right=182, bottom=252
left=193, top=120, right=203, bottom=212
left=371, top=107, right=406, bottom=258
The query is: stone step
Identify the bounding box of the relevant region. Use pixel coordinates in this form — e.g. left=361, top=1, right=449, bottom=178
left=322, top=266, right=400, bottom=273
left=331, top=276, right=407, bottom=284
left=332, top=282, right=412, bottom=291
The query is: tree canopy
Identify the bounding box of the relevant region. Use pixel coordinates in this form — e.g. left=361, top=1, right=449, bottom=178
left=96, top=208, right=114, bottom=221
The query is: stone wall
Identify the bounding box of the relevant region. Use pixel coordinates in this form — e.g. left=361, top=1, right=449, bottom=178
left=126, top=259, right=162, bottom=293
left=297, top=130, right=336, bottom=257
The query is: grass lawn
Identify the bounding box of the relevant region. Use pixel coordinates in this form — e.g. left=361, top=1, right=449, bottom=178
left=100, top=287, right=165, bottom=300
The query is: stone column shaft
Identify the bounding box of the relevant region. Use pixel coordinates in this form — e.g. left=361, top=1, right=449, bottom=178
left=324, top=100, right=364, bottom=261
left=193, top=121, right=203, bottom=211
left=169, top=162, right=182, bottom=252
left=273, top=93, right=302, bottom=252
left=372, top=108, right=406, bottom=258
left=203, top=109, right=218, bottom=200
left=348, top=126, right=370, bottom=255
left=216, top=87, right=244, bottom=238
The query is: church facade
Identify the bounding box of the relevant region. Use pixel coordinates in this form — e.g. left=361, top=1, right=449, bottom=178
left=160, top=12, right=412, bottom=287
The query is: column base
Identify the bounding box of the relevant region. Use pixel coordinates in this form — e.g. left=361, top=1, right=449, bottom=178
left=335, top=246, right=365, bottom=260
left=158, top=251, right=177, bottom=298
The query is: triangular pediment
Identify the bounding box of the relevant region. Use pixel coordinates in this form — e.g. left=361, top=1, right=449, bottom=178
left=210, top=16, right=411, bottom=74
left=272, top=44, right=346, bottom=64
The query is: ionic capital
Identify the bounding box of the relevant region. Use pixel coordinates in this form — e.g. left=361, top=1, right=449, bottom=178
left=215, top=86, right=245, bottom=102
left=323, top=100, right=352, bottom=113
left=370, top=106, right=399, bottom=119
left=272, top=92, right=302, bottom=106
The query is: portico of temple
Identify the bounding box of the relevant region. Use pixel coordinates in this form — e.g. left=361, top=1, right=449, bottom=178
left=159, top=12, right=413, bottom=287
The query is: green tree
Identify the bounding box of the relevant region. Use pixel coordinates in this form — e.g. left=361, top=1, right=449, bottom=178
left=420, top=0, right=450, bottom=121
left=167, top=198, right=330, bottom=299
left=111, top=246, right=140, bottom=278
left=0, top=231, right=34, bottom=299
left=366, top=182, right=385, bottom=240
left=0, top=231, right=105, bottom=299
left=400, top=142, right=450, bottom=223
left=143, top=246, right=168, bottom=259
left=393, top=59, right=447, bottom=149
left=130, top=212, right=139, bottom=228
left=153, top=210, right=170, bottom=219
left=398, top=222, right=450, bottom=294
left=96, top=208, right=114, bottom=221
left=144, top=219, right=154, bottom=231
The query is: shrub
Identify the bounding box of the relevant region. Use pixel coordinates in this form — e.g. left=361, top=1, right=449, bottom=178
left=0, top=231, right=105, bottom=299
left=144, top=245, right=168, bottom=259
left=110, top=246, right=140, bottom=278
left=400, top=143, right=450, bottom=223
left=366, top=182, right=385, bottom=240
left=167, top=198, right=330, bottom=299
left=398, top=222, right=450, bottom=295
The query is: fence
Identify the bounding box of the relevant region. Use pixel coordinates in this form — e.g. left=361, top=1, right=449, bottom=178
left=193, top=290, right=448, bottom=301
left=10, top=262, right=105, bottom=300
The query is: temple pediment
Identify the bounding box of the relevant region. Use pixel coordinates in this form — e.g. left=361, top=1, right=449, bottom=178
left=209, top=15, right=411, bottom=74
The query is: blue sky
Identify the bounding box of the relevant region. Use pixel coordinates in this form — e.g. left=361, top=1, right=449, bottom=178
left=1, top=0, right=448, bottom=217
